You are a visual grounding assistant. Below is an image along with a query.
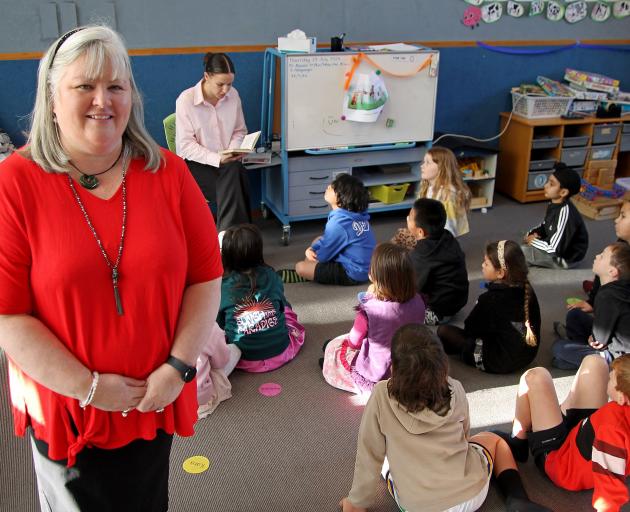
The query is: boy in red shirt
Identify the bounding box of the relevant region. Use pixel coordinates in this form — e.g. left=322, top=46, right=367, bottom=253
left=498, top=354, right=630, bottom=512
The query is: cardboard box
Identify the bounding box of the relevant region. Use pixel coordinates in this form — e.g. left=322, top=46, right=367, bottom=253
left=277, top=37, right=316, bottom=53
left=572, top=195, right=622, bottom=221
left=584, top=159, right=617, bottom=188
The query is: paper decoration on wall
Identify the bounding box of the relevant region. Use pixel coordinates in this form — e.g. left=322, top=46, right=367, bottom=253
left=614, top=0, right=630, bottom=17
left=529, top=0, right=545, bottom=16
left=507, top=2, right=526, bottom=17
left=482, top=2, right=504, bottom=22
left=565, top=1, right=589, bottom=23
left=461, top=0, right=625, bottom=24
left=592, top=1, right=612, bottom=21
left=546, top=1, right=565, bottom=21
left=462, top=5, right=482, bottom=27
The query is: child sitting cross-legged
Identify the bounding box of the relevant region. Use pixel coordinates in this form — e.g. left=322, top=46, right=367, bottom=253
left=391, top=146, right=471, bottom=247
left=552, top=242, right=630, bottom=370
left=321, top=243, right=425, bottom=394
left=522, top=163, right=588, bottom=269
left=218, top=224, right=305, bottom=372
left=497, top=354, right=630, bottom=512
left=437, top=240, right=541, bottom=374
left=286, top=173, right=375, bottom=285
left=340, top=324, right=550, bottom=512
left=555, top=200, right=630, bottom=349
left=407, top=197, right=469, bottom=325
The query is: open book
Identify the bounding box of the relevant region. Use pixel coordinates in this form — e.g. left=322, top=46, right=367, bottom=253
left=219, top=131, right=261, bottom=155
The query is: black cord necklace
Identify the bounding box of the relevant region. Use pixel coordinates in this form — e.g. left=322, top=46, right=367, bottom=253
left=68, top=147, right=124, bottom=190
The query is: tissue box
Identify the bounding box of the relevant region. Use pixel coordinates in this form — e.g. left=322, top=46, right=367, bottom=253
left=277, top=37, right=316, bottom=53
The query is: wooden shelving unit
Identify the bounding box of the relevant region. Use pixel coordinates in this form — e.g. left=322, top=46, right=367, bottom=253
left=497, top=113, right=629, bottom=203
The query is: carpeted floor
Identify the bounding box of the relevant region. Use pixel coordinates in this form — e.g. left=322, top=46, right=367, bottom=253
left=1, top=193, right=626, bottom=511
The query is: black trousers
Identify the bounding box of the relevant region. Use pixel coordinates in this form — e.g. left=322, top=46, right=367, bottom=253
left=30, top=430, right=173, bottom=512
left=185, top=159, right=252, bottom=232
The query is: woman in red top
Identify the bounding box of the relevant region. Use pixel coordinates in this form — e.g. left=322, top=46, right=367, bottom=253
left=0, top=25, right=222, bottom=511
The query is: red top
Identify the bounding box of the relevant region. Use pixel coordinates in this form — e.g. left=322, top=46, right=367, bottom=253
left=545, top=401, right=630, bottom=512
left=0, top=149, right=222, bottom=465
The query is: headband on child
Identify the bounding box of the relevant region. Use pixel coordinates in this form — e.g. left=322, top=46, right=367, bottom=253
left=497, top=240, right=507, bottom=271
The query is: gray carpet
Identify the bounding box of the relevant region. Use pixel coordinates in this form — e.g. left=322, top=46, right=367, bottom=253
left=1, top=194, right=626, bottom=511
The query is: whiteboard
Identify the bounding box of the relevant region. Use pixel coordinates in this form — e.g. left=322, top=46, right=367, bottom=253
left=284, top=50, right=438, bottom=151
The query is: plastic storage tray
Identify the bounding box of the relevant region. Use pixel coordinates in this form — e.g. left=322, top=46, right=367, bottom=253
left=622, top=124, right=630, bottom=133
left=562, top=135, right=589, bottom=148
left=528, top=171, right=552, bottom=190
left=590, top=145, right=616, bottom=161
left=529, top=159, right=556, bottom=172
left=560, top=147, right=588, bottom=167
left=621, top=133, right=630, bottom=152
left=571, top=167, right=584, bottom=178
left=369, top=183, right=410, bottom=204
left=592, top=123, right=621, bottom=145
left=531, top=137, right=560, bottom=150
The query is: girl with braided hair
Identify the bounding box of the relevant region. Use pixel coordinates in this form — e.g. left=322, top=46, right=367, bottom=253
left=437, top=240, right=541, bottom=373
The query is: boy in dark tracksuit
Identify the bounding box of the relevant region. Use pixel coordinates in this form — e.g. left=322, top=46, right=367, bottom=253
left=407, top=198, right=469, bottom=325
left=523, top=163, right=588, bottom=269
left=553, top=242, right=630, bottom=370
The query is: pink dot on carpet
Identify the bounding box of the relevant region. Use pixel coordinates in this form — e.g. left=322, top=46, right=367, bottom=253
left=258, top=383, right=282, bottom=397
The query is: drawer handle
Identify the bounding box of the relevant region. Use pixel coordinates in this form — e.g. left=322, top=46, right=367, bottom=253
left=309, top=204, right=329, bottom=209
left=309, top=176, right=329, bottom=180
left=309, top=191, right=325, bottom=195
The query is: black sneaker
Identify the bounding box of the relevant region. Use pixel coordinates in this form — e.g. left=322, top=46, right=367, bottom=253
left=506, top=496, right=552, bottom=512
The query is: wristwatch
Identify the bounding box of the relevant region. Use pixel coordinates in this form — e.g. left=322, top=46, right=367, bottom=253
left=166, top=355, right=197, bottom=383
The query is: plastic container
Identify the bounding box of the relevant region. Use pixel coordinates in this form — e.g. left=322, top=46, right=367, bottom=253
left=560, top=147, right=588, bottom=167
left=511, top=92, right=572, bottom=119
left=590, top=144, right=616, bottom=161
left=592, top=123, right=621, bottom=145
left=562, top=135, right=589, bottom=148
left=369, top=182, right=410, bottom=204
left=623, top=124, right=630, bottom=134
left=571, top=167, right=584, bottom=179
left=529, top=159, right=556, bottom=172
left=531, top=137, right=560, bottom=149
left=527, top=171, right=552, bottom=190
left=620, top=133, right=630, bottom=152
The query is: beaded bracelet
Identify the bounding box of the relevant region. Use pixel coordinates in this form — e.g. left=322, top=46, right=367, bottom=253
left=79, top=371, right=99, bottom=409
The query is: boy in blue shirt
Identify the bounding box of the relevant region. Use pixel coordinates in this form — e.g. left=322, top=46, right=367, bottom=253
left=291, top=174, right=375, bottom=285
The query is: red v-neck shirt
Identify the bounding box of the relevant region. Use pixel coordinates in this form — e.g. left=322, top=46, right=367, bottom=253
left=0, top=149, right=222, bottom=465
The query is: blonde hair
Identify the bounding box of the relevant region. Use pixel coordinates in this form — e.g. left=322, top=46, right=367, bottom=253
left=418, top=147, right=471, bottom=213
left=21, top=25, right=162, bottom=173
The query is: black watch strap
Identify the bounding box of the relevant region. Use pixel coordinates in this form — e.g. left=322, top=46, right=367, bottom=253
left=166, top=355, right=197, bottom=383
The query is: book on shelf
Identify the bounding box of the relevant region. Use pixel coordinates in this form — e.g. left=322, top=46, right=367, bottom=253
left=219, top=131, right=261, bottom=155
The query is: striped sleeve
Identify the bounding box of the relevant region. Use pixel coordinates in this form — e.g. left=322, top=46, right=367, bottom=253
left=530, top=203, right=569, bottom=254
left=591, top=427, right=629, bottom=512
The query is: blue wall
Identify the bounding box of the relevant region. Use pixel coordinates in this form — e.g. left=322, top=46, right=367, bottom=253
left=2, top=45, right=629, bottom=207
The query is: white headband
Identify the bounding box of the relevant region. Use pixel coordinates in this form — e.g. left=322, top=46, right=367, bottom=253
left=497, top=240, right=507, bottom=271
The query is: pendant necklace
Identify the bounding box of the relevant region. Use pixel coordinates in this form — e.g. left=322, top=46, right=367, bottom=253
left=68, top=147, right=123, bottom=190
left=67, top=152, right=128, bottom=315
